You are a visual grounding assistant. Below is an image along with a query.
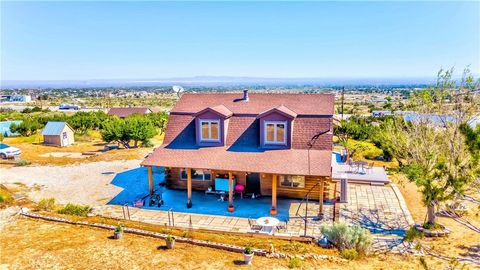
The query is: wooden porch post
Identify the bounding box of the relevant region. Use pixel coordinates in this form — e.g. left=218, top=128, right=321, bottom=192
left=270, top=174, right=277, bottom=215
left=187, top=168, right=192, bottom=208
left=228, top=172, right=235, bottom=212
left=319, top=179, right=324, bottom=218
left=148, top=166, right=153, bottom=196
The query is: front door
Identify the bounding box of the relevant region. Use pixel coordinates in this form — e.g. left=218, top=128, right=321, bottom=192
left=246, top=173, right=261, bottom=195
left=62, top=132, right=68, bottom=146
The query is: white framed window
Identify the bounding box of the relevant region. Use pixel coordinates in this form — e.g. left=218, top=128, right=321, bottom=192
left=180, top=168, right=212, bottom=181
left=279, top=175, right=305, bottom=188
left=200, top=119, right=220, bottom=142
left=264, top=121, right=287, bottom=145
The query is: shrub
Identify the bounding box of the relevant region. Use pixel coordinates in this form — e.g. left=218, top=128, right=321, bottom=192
left=404, top=227, right=424, bottom=242
left=115, top=225, right=124, bottom=233
left=243, top=245, right=253, bottom=255
left=166, top=234, right=175, bottom=242
left=14, top=160, right=30, bottom=167
left=288, top=257, right=302, bottom=268
left=57, top=203, right=91, bottom=217
left=422, top=222, right=442, bottom=230
left=320, top=223, right=372, bottom=255
left=38, top=198, right=56, bottom=211
left=340, top=248, right=359, bottom=260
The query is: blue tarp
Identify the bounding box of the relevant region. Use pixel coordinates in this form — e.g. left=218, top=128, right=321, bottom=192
left=0, top=121, right=22, bottom=137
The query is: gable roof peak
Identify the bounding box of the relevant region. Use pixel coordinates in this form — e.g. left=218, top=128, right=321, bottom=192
left=195, top=104, right=233, bottom=118
left=257, top=104, right=298, bottom=119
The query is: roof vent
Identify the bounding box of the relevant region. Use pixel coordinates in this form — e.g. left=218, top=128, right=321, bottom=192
left=242, top=90, right=249, bottom=102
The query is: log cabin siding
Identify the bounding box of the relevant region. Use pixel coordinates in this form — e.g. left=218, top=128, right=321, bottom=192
left=166, top=167, right=331, bottom=200
left=166, top=168, right=247, bottom=191
left=260, top=174, right=331, bottom=200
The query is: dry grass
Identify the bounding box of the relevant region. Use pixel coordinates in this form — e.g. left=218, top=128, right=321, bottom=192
left=391, top=173, right=480, bottom=267
left=0, top=217, right=439, bottom=270
left=0, top=131, right=164, bottom=166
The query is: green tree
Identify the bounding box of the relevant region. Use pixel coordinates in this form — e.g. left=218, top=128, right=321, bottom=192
left=146, top=112, right=168, bottom=135
left=100, top=115, right=157, bottom=148
left=10, top=120, right=43, bottom=136
left=124, top=115, right=157, bottom=147
left=383, top=67, right=479, bottom=225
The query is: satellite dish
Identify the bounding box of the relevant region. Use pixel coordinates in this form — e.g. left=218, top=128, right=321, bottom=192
left=172, top=85, right=184, bottom=98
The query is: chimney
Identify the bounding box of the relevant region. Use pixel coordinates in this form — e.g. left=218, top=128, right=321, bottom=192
left=242, top=89, right=249, bottom=102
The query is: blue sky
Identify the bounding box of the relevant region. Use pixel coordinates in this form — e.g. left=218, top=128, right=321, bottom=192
left=1, top=1, right=479, bottom=81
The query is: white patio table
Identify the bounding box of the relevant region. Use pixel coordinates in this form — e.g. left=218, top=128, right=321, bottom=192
left=256, top=217, right=279, bottom=234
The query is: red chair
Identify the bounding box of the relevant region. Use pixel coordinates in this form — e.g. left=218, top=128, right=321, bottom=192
left=234, top=184, right=245, bottom=199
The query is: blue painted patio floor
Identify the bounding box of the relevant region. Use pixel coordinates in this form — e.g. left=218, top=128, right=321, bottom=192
left=108, top=167, right=298, bottom=221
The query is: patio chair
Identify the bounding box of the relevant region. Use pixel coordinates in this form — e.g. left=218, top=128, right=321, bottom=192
left=347, top=158, right=356, bottom=172
left=276, top=221, right=288, bottom=232
left=365, top=162, right=374, bottom=174
left=248, top=218, right=262, bottom=232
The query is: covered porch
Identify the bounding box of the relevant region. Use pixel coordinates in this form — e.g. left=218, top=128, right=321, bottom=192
left=146, top=166, right=330, bottom=220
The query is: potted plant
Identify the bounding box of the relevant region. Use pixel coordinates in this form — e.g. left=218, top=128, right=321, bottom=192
left=243, top=245, right=254, bottom=265
left=165, top=235, right=175, bottom=249
left=113, top=225, right=124, bottom=239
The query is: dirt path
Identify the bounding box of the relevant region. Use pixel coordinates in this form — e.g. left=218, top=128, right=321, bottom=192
left=0, top=160, right=142, bottom=206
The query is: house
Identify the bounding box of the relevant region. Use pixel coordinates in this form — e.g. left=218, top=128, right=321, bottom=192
left=108, top=107, right=152, bottom=118
left=41, top=122, right=75, bottom=147
left=141, top=91, right=334, bottom=216
left=372, top=110, right=393, bottom=117
left=0, top=95, right=32, bottom=103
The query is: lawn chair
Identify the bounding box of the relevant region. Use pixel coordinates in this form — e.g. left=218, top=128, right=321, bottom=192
left=276, top=221, right=288, bottom=232
left=365, top=162, right=374, bottom=174
left=248, top=218, right=262, bottom=232
left=347, top=158, right=356, bottom=172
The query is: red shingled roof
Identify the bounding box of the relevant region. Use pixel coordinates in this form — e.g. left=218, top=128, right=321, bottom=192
left=172, top=93, right=334, bottom=115
left=108, top=107, right=152, bottom=118
left=142, top=147, right=332, bottom=176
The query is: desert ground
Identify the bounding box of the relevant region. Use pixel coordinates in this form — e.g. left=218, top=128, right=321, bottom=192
left=0, top=217, right=443, bottom=270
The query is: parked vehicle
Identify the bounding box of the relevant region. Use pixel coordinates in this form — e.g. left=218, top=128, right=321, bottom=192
left=0, top=143, right=21, bottom=159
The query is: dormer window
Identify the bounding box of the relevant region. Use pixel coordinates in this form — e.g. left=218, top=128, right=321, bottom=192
left=200, top=119, right=220, bottom=142
left=264, top=121, right=287, bottom=145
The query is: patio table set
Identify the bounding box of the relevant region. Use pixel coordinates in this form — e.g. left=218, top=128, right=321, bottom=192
left=248, top=217, right=287, bottom=235
left=347, top=159, right=374, bottom=174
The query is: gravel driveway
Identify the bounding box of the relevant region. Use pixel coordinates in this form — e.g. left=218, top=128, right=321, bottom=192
left=0, top=160, right=142, bottom=206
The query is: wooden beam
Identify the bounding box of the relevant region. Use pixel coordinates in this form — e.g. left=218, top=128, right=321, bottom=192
left=270, top=174, right=277, bottom=215
left=187, top=168, right=192, bottom=208
left=319, top=179, right=324, bottom=217
left=228, top=172, right=235, bottom=212
left=148, top=166, right=153, bottom=196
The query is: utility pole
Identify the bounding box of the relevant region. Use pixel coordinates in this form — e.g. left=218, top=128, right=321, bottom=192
left=341, top=86, right=345, bottom=121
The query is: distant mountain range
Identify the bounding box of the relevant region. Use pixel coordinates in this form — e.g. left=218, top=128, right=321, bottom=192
left=0, top=76, right=442, bottom=89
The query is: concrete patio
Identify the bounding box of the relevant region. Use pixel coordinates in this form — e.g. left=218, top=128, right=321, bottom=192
left=331, top=152, right=390, bottom=185
left=95, top=179, right=413, bottom=238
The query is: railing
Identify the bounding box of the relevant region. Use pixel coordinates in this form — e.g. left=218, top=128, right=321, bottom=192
left=292, top=181, right=323, bottom=237
left=167, top=208, right=175, bottom=227
left=122, top=203, right=131, bottom=220
left=294, top=181, right=321, bottom=218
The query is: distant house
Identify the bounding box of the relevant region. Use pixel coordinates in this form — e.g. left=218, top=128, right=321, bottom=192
left=0, top=95, right=32, bottom=103
left=41, top=122, right=75, bottom=147
left=108, top=107, right=152, bottom=118
left=0, top=121, right=22, bottom=137
left=372, top=110, right=393, bottom=117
